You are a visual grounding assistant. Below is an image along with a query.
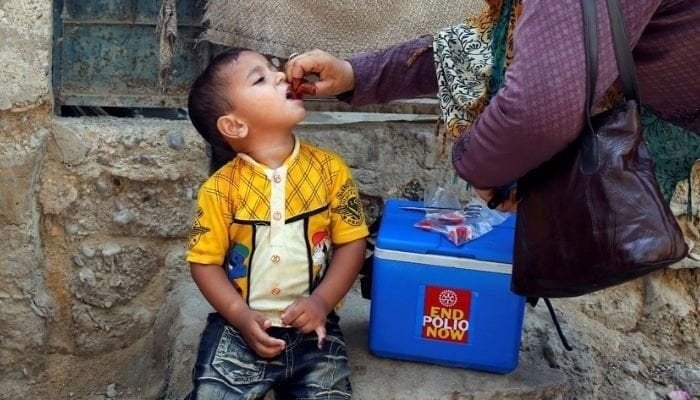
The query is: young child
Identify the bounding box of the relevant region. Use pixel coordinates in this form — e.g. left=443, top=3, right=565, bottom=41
left=185, top=47, right=368, bottom=399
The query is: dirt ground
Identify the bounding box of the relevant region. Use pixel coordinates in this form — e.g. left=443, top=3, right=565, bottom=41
left=6, top=266, right=699, bottom=400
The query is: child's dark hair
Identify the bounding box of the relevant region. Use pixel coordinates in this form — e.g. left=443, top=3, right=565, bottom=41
left=187, top=47, right=251, bottom=174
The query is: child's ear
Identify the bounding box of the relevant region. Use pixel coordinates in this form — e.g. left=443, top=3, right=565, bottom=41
left=217, top=115, right=248, bottom=139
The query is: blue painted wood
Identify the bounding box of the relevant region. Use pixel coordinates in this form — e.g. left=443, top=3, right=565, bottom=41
left=54, top=0, right=209, bottom=108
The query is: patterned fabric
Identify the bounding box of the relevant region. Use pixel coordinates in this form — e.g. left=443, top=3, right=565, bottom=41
left=186, top=138, right=368, bottom=326
left=643, top=108, right=700, bottom=212
left=433, top=0, right=521, bottom=138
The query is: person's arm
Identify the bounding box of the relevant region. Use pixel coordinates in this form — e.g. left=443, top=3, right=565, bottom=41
left=285, top=36, right=438, bottom=104
left=279, top=239, right=366, bottom=342
left=306, top=239, right=366, bottom=315
left=190, top=262, right=249, bottom=324
left=191, top=263, right=286, bottom=357
left=452, top=0, right=661, bottom=188
left=345, top=36, right=438, bottom=105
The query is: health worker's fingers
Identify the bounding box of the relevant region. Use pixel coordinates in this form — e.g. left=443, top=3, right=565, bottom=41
left=497, top=189, right=518, bottom=212
left=474, top=188, right=495, bottom=205
left=284, top=50, right=354, bottom=96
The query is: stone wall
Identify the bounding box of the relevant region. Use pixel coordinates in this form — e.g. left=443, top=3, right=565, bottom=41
left=0, top=0, right=54, bottom=387
left=0, top=0, right=698, bottom=399
left=2, top=110, right=459, bottom=398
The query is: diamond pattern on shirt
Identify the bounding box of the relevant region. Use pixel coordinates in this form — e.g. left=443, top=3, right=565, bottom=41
left=206, top=141, right=343, bottom=223
left=286, top=150, right=334, bottom=216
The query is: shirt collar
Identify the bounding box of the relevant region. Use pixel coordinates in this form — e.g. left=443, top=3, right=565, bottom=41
left=236, top=136, right=300, bottom=172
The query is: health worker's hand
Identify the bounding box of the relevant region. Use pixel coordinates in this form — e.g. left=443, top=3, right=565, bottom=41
left=474, top=188, right=518, bottom=212
left=280, top=295, right=328, bottom=349
left=234, top=309, right=286, bottom=358
left=284, top=50, right=355, bottom=97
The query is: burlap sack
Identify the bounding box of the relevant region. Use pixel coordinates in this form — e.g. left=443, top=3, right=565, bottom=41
left=202, top=1, right=484, bottom=58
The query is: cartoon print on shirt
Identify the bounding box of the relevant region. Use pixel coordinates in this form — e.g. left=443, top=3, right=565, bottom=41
left=332, top=179, right=365, bottom=226
left=311, top=230, right=331, bottom=287
left=188, top=207, right=211, bottom=249
left=224, top=243, right=250, bottom=280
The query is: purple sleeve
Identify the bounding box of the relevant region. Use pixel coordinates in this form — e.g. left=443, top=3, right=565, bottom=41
left=451, top=0, right=662, bottom=188
left=346, top=36, right=438, bottom=105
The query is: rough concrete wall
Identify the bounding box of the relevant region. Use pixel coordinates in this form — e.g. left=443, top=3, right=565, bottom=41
left=0, top=0, right=54, bottom=385
left=34, top=117, right=210, bottom=399
left=0, top=115, right=52, bottom=380
left=0, top=0, right=52, bottom=112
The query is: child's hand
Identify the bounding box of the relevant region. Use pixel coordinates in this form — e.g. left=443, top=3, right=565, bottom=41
left=280, top=295, right=329, bottom=348
left=235, top=309, right=286, bottom=358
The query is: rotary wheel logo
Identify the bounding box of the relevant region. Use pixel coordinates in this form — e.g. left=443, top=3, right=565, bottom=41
left=438, top=290, right=458, bottom=307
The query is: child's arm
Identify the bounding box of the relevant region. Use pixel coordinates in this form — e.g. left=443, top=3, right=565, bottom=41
left=190, top=263, right=286, bottom=358
left=280, top=238, right=366, bottom=341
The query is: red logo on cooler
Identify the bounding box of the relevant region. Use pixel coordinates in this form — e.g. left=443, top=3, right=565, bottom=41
left=422, top=286, right=472, bottom=343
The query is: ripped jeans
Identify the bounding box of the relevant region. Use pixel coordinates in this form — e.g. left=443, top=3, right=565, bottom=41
left=187, top=313, right=352, bottom=400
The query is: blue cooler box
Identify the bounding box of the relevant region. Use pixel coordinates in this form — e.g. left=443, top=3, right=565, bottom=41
left=369, top=199, right=525, bottom=374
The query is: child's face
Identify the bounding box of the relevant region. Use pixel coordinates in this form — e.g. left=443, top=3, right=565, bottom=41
left=224, top=51, right=306, bottom=132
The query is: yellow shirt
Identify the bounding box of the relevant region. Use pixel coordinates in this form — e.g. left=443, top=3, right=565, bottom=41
left=187, top=138, right=368, bottom=325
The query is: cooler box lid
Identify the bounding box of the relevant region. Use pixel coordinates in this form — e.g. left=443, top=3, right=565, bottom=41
left=376, top=199, right=515, bottom=265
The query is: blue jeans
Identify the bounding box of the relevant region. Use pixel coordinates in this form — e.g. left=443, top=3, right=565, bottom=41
left=187, top=313, right=352, bottom=400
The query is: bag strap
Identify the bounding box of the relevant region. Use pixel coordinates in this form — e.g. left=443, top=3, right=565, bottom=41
left=527, top=297, right=574, bottom=351
left=605, top=0, right=640, bottom=104
left=583, top=0, right=641, bottom=111
left=580, top=0, right=641, bottom=173
left=580, top=0, right=600, bottom=173
left=544, top=299, right=573, bottom=351
left=581, top=0, right=598, bottom=127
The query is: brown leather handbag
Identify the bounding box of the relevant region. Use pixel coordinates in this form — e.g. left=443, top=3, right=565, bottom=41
left=511, top=0, right=688, bottom=298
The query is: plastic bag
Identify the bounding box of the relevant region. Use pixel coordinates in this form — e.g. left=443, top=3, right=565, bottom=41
left=414, top=192, right=510, bottom=246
